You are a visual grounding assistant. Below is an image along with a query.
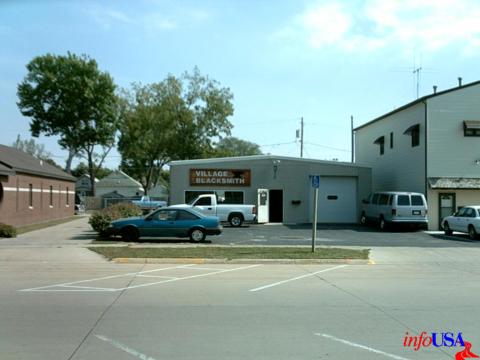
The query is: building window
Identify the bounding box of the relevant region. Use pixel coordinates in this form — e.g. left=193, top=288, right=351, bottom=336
left=0, top=183, right=3, bottom=204
left=66, top=187, right=69, bottom=206
left=404, top=124, right=420, bottom=147
left=184, top=190, right=244, bottom=204
left=373, top=136, right=385, bottom=155
left=390, top=132, right=393, bottom=148
left=463, top=121, right=480, bottom=136
left=49, top=186, right=53, bottom=207
left=28, top=184, right=33, bottom=207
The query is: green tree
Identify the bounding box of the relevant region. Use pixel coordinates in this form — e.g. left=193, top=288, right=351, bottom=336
left=12, top=135, right=62, bottom=168
left=212, top=137, right=262, bottom=157
left=17, top=52, right=119, bottom=193
left=12, top=134, right=53, bottom=160
left=118, top=68, right=234, bottom=194
left=71, top=162, right=113, bottom=179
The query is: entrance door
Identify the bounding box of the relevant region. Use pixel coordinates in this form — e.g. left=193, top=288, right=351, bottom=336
left=439, top=193, right=456, bottom=228
left=269, top=189, right=283, bottom=223
left=257, top=189, right=269, bottom=223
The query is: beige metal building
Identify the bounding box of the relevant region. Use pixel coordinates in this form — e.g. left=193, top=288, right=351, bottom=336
left=170, top=155, right=371, bottom=224
left=354, top=79, right=480, bottom=229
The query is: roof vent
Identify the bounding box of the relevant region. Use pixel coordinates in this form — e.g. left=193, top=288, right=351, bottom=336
left=458, top=77, right=463, bottom=87
left=39, top=160, right=43, bottom=166
left=433, top=85, right=437, bottom=94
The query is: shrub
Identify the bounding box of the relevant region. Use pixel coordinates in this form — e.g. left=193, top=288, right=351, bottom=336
left=89, top=202, right=142, bottom=235
left=0, top=223, right=17, bottom=238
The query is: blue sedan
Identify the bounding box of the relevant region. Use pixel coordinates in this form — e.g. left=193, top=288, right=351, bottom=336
left=107, top=206, right=222, bottom=242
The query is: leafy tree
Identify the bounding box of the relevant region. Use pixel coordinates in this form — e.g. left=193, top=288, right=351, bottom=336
left=17, top=52, right=118, bottom=193
left=118, top=68, right=233, bottom=194
left=212, top=137, right=262, bottom=157
left=12, top=135, right=53, bottom=160
left=71, top=162, right=113, bottom=179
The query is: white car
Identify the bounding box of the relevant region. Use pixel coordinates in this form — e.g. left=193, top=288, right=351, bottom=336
left=442, top=206, right=480, bottom=240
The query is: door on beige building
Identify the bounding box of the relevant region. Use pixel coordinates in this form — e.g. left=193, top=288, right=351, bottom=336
left=439, top=193, right=456, bottom=228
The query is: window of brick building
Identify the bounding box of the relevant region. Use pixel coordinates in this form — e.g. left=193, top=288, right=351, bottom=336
left=49, top=186, right=53, bottom=207
left=28, top=184, right=33, bottom=207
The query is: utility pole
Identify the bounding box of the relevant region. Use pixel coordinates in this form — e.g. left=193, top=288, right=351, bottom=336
left=300, top=117, right=304, bottom=158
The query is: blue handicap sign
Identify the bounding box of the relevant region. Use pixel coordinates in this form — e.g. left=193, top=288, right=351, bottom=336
left=310, top=175, right=320, bottom=188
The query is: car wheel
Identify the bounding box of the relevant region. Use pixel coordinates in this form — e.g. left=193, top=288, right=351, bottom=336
left=379, top=217, right=387, bottom=231
left=360, top=213, right=367, bottom=225
left=121, top=227, right=139, bottom=242
left=443, top=222, right=453, bottom=236
left=468, top=225, right=478, bottom=240
left=190, top=228, right=206, bottom=242
left=229, top=214, right=243, bottom=227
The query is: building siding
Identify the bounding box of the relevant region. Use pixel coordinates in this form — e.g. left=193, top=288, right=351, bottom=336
left=170, top=157, right=371, bottom=224
left=0, top=173, right=74, bottom=227
left=355, top=102, right=426, bottom=194
left=427, top=85, right=480, bottom=178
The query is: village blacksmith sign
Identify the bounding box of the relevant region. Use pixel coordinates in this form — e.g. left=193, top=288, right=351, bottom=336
left=190, top=169, right=251, bottom=187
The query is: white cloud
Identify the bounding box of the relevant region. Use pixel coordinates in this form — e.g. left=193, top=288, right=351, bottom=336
left=276, top=0, right=480, bottom=55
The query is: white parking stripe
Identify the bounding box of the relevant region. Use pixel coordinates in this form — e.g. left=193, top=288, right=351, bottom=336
left=115, top=264, right=262, bottom=291
left=96, top=334, right=158, bottom=360
left=60, top=285, right=117, bottom=291
left=249, top=265, right=347, bottom=292
left=315, top=333, right=411, bottom=360
left=19, top=264, right=261, bottom=292
left=19, top=265, right=193, bottom=292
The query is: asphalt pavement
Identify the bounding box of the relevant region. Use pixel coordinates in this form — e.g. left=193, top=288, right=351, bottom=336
left=1, top=217, right=480, bottom=360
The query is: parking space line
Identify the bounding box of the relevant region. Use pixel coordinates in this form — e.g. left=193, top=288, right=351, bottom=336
left=96, top=334, right=158, bottom=360
left=19, top=264, right=261, bottom=292
left=185, top=266, right=226, bottom=271
left=60, top=285, right=117, bottom=291
left=249, top=265, right=347, bottom=292
left=115, top=264, right=262, bottom=291
left=19, top=265, right=193, bottom=292
left=314, top=333, right=411, bottom=360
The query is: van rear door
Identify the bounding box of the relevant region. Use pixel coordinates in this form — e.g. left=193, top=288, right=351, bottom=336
left=395, top=194, right=427, bottom=221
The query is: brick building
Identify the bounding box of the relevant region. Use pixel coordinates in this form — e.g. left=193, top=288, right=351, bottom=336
left=0, top=144, right=76, bottom=227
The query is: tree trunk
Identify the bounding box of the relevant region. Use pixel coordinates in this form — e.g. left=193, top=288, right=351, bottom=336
left=87, top=150, right=96, bottom=196
left=65, top=148, right=77, bottom=174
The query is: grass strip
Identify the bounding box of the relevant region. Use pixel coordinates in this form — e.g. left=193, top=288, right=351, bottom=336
left=88, top=246, right=369, bottom=260
left=16, top=216, right=85, bottom=235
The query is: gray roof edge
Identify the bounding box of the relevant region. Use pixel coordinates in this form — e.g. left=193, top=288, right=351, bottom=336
left=170, top=155, right=370, bottom=169
left=354, top=80, right=480, bottom=132
left=15, top=167, right=76, bottom=181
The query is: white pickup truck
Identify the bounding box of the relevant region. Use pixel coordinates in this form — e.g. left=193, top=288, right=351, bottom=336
left=176, top=194, right=256, bottom=227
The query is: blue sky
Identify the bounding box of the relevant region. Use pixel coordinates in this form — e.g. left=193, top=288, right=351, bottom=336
left=1, top=0, right=480, bottom=169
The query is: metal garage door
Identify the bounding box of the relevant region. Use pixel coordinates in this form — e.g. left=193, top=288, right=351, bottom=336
left=309, top=177, right=357, bottom=223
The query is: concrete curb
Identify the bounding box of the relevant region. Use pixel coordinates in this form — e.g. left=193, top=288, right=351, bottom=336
left=112, top=257, right=370, bottom=265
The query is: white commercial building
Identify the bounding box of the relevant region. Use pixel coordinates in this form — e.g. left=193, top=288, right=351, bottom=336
left=355, top=79, right=480, bottom=230
left=170, top=155, right=371, bottom=224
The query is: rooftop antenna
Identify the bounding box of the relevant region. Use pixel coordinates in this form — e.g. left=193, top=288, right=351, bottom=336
left=413, top=66, right=422, bottom=99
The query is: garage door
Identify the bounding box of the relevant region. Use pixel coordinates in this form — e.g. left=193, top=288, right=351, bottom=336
left=309, top=177, right=357, bottom=223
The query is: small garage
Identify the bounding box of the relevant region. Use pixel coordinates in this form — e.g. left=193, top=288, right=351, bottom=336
left=169, top=155, right=371, bottom=224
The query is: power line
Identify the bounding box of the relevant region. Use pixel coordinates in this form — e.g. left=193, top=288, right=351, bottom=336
left=235, top=117, right=300, bottom=126
left=259, top=141, right=297, bottom=147
left=304, top=142, right=350, bottom=153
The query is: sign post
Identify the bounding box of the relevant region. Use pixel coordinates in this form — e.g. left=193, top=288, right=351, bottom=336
left=310, top=175, right=320, bottom=253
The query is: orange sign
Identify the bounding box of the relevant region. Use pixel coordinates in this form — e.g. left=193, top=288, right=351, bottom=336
left=190, top=169, right=251, bottom=187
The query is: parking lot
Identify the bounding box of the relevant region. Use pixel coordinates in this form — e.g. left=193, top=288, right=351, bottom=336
left=1, top=217, right=480, bottom=359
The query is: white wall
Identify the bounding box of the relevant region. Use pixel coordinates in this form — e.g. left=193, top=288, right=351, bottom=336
left=427, top=85, right=480, bottom=178
left=355, top=102, right=426, bottom=194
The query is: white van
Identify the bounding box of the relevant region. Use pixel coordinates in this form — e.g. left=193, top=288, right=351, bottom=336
left=360, top=192, right=428, bottom=230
